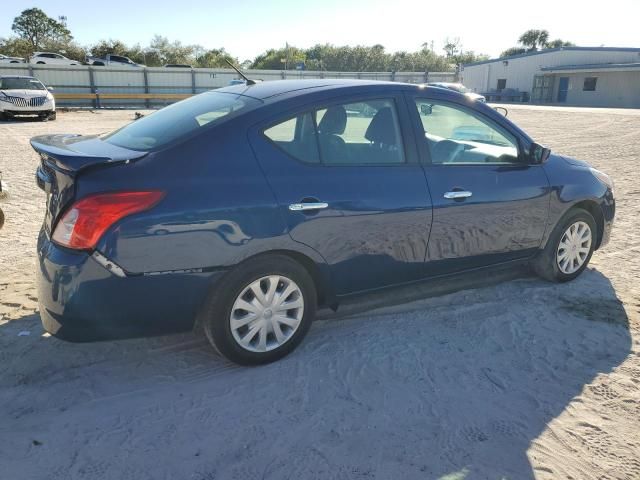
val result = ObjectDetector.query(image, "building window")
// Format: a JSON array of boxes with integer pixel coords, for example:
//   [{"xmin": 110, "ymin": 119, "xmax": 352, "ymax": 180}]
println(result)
[
  {"xmin": 583, "ymin": 77, "xmax": 597, "ymax": 91},
  {"xmin": 497, "ymin": 79, "xmax": 507, "ymax": 91}
]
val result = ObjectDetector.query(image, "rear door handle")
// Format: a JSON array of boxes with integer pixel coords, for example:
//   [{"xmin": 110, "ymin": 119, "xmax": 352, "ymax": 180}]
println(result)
[
  {"xmin": 444, "ymin": 190, "xmax": 473, "ymax": 199},
  {"xmin": 288, "ymin": 202, "xmax": 329, "ymax": 211}
]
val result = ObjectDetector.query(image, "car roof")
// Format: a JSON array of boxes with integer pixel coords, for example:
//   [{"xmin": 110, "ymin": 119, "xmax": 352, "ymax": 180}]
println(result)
[{"xmin": 219, "ymin": 79, "xmax": 441, "ymax": 101}]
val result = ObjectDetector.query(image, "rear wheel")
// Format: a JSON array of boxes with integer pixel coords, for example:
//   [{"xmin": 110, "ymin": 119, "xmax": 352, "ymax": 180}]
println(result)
[
  {"xmin": 532, "ymin": 208, "xmax": 597, "ymax": 282},
  {"xmin": 36, "ymin": 61, "xmax": 45, "ymax": 64},
  {"xmin": 202, "ymin": 255, "xmax": 317, "ymax": 365}
]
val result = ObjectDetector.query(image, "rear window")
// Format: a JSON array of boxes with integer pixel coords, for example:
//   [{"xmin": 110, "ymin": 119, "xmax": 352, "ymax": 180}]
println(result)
[{"xmin": 103, "ymin": 92, "xmax": 259, "ymax": 151}]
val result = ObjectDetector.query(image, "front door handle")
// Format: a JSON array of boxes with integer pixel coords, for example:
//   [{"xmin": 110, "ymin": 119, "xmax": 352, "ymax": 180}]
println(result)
[
  {"xmin": 443, "ymin": 190, "xmax": 472, "ymax": 200},
  {"xmin": 288, "ymin": 202, "xmax": 329, "ymax": 211}
]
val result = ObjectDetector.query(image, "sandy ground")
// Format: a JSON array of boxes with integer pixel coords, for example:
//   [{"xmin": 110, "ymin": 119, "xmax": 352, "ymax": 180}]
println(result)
[{"xmin": 0, "ymin": 107, "xmax": 639, "ymax": 479}]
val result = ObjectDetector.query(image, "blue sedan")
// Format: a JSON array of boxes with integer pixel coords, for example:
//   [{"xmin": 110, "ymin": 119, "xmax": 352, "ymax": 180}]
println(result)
[{"xmin": 33, "ymin": 80, "xmax": 615, "ymax": 365}]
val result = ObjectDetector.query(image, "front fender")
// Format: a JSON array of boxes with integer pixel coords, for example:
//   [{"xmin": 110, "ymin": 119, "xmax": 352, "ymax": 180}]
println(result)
[{"xmin": 540, "ymin": 155, "xmax": 614, "ymax": 249}]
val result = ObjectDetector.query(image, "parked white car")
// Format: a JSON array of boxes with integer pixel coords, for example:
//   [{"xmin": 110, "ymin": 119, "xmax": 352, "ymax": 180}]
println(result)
[
  {"xmin": 0, "ymin": 76, "xmax": 56, "ymax": 121},
  {"xmin": 86, "ymin": 54, "xmax": 143, "ymax": 67},
  {"xmin": 0, "ymin": 54, "xmax": 25, "ymax": 64},
  {"xmin": 30, "ymin": 52, "xmax": 79, "ymax": 66}
]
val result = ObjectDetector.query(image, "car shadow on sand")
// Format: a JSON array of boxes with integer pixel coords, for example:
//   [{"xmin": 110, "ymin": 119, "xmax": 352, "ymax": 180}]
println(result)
[
  {"xmin": 0, "ymin": 268, "xmax": 631, "ymax": 480},
  {"xmin": 0, "ymin": 117, "xmax": 51, "ymax": 124}
]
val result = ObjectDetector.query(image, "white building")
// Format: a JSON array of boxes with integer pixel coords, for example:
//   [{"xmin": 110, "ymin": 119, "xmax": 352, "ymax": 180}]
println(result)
[{"xmin": 460, "ymin": 47, "xmax": 640, "ymax": 108}]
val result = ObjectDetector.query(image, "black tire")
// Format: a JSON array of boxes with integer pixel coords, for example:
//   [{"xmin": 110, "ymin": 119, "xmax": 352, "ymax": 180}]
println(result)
[
  {"xmin": 0, "ymin": 208, "xmax": 4, "ymax": 230},
  {"xmin": 48, "ymin": 111, "xmax": 57, "ymax": 121},
  {"xmin": 202, "ymin": 255, "xmax": 317, "ymax": 365},
  {"xmin": 531, "ymin": 208, "xmax": 597, "ymax": 282},
  {"xmin": 36, "ymin": 61, "xmax": 46, "ymax": 64},
  {"xmin": 0, "ymin": 112, "xmax": 6, "ymax": 121}
]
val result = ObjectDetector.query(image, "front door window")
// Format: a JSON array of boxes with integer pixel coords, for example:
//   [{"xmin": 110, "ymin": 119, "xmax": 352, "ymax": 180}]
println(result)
[{"xmin": 414, "ymin": 100, "xmax": 520, "ymax": 164}]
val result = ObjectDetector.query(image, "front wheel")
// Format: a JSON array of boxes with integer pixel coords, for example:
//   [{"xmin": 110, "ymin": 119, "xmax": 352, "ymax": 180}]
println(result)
[
  {"xmin": 202, "ymin": 255, "xmax": 317, "ymax": 365},
  {"xmin": 532, "ymin": 208, "xmax": 597, "ymax": 282}
]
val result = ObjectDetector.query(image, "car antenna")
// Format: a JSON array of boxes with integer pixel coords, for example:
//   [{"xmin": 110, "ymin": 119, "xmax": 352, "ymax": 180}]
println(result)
[{"xmin": 225, "ymin": 59, "xmax": 256, "ymax": 85}]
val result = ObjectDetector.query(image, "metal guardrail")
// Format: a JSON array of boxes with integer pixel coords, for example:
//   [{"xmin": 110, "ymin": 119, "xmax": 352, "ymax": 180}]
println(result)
[
  {"xmin": 53, "ymin": 92, "xmax": 193, "ymax": 108},
  {"xmin": 54, "ymin": 93, "xmax": 192, "ymax": 100},
  {"xmin": 1, "ymin": 63, "xmax": 456, "ymax": 108}
]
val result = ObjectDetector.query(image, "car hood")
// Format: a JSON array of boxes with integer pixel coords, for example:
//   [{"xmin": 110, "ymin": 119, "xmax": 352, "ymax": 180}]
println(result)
[{"xmin": 1, "ymin": 89, "xmax": 49, "ymax": 98}]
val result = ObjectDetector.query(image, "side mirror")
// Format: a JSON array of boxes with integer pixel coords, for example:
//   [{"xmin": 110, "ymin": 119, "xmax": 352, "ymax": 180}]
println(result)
[
  {"xmin": 530, "ymin": 142, "xmax": 551, "ymax": 164},
  {"xmin": 493, "ymin": 106, "xmax": 508, "ymax": 117},
  {"xmin": 420, "ymin": 104, "xmax": 433, "ymax": 115},
  {"xmin": 47, "ymin": 86, "xmax": 54, "ymax": 92}
]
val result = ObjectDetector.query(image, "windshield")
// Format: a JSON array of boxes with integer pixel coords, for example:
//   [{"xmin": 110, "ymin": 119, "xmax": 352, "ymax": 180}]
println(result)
[
  {"xmin": 0, "ymin": 77, "xmax": 46, "ymax": 90},
  {"xmin": 103, "ymin": 91, "xmax": 260, "ymax": 151}
]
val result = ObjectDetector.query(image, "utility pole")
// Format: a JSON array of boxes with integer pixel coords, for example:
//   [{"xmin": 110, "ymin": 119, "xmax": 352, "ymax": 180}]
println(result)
[{"xmin": 285, "ymin": 42, "xmax": 289, "ymax": 71}]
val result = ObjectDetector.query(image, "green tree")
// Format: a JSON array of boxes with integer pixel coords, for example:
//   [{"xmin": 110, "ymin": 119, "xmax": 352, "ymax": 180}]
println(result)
[
  {"xmin": 251, "ymin": 46, "xmax": 305, "ymax": 70},
  {"xmin": 518, "ymin": 29, "xmax": 549, "ymax": 51},
  {"xmin": 90, "ymin": 39, "xmax": 130, "ymax": 58},
  {"xmin": 501, "ymin": 30, "xmax": 574, "ymax": 58},
  {"xmin": 148, "ymin": 35, "xmax": 196, "ymax": 66},
  {"xmin": 443, "ymin": 38, "xmax": 461, "ymax": 59},
  {"xmin": 89, "ymin": 39, "xmax": 146, "ymax": 64},
  {"xmin": 195, "ymin": 48, "xmax": 237, "ymax": 68},
  {"xmin": 250, "ymin": 43, "xmax": 463, "ymax": 72},
  {"xmin": 500, "ymin": 47, "xmax": 527, "ymax": 58},
  {"xmin": 547, "ymin": 39, "xmax": 575, "ymax": 48},
  {"xmin": 11, "ymin": 8, "xmax": 71, "ymax": 52},
  {"xmin": 454, "ymin": 50, "xmax": 489, "ymax": 65},
  {"xmin": 0, "ymin": 37, "xmax": 33, "ymax": 60}
]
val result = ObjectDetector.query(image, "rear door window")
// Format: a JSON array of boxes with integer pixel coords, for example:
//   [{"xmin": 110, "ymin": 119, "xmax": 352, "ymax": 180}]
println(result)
[
  {"xmin": 263, "ymin": 98, "xmax": 406, "ymax": 166},
  {"xmin": 316, "ymin": 99, "xmax": 404, "ymax": 165}
]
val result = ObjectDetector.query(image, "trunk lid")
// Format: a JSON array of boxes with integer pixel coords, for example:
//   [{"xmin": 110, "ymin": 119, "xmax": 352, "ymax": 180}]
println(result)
[{"xmin": 31, "ymin": 134, "xmax": 148, "ymax": 234}]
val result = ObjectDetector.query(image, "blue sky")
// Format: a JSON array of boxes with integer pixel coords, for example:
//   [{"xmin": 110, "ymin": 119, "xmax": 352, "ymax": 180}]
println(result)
[{"xmin": 3, "ymin": 0, "xmax": 639, "ymax": 60}]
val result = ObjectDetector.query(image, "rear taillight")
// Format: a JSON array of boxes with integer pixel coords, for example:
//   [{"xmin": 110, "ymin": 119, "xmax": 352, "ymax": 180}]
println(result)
[{"xmin": 52, "ymin": 191, "xmax": 165, "ymax": 250}]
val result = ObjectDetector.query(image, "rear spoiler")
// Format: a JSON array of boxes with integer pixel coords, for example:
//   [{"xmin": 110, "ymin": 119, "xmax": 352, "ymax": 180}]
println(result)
[{"xmin": 30, "ymin": 134, "xmax": 147, "ymax": 174}]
